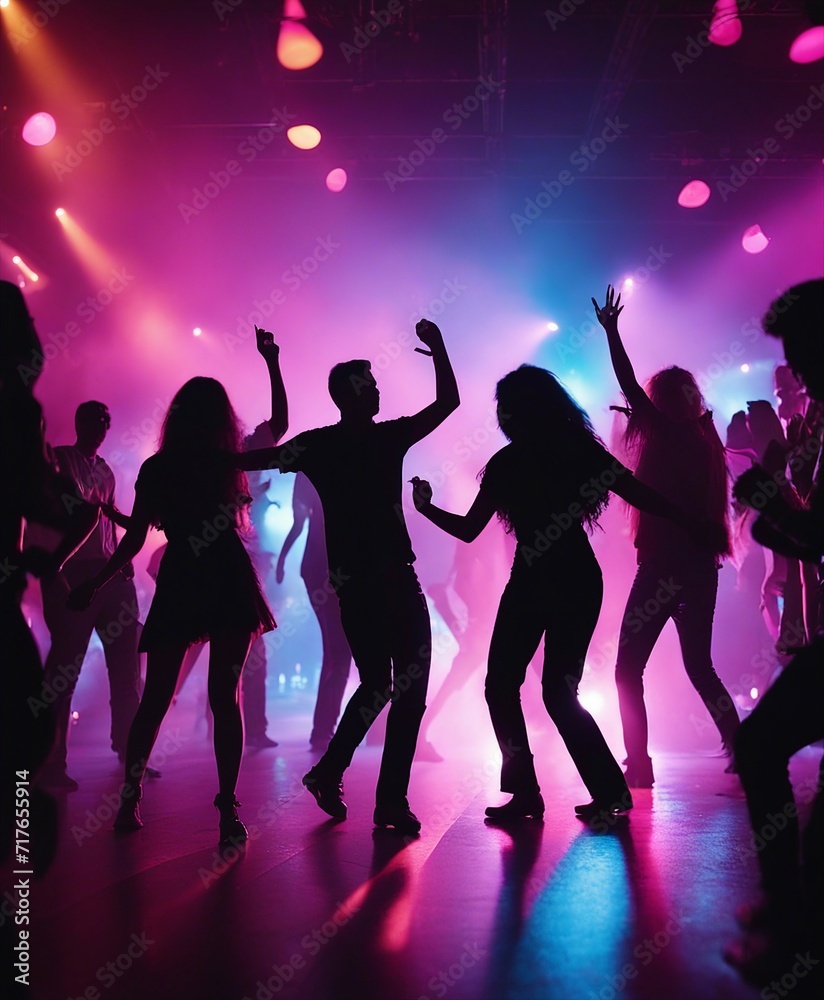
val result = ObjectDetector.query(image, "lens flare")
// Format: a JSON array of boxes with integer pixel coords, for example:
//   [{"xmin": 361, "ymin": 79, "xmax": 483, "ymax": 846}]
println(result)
[
  {"xmin": 325, "ymin": 167, "xmax": 348, "ymax": 192},
  {"xmin": 789, "ymin": 25, "xmax": 824, "ymax": 63},
  {"xmin": 277, "ymin": 21, "xmax": 323, "ymax": 70},
  {"xmin": 677, "ymin": 179, "xmax": 711, "ymax": 208},
  {"xmin": 287, "ymin": 124, "xmax": 321, "ymax": 150},
  {"xmin": 22, "ymin": 112, "xmax": 56, "ymax": 146}
]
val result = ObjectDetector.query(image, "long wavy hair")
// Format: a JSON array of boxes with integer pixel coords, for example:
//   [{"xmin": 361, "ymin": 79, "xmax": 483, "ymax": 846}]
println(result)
[
  {"xmin": 623, "ymin": 366, "xmax": 729, "ymax": 552},
  {"xmin": 487, "ymin": 365, "xmax": 611, "ymax": 532},
  {"xmin": 159, "ymin": 377, "xmax": 250, "ymax": 529}
]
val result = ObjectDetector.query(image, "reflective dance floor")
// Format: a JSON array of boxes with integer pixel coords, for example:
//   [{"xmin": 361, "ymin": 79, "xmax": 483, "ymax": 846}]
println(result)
[{"xmin": 18, "ymin": 703, "xmax": 822, "ymax": 1000}]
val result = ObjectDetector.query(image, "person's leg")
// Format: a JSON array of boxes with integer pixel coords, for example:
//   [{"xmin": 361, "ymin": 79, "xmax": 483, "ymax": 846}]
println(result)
[
  {"xmin": 241, "ymin": 635, "xmax": 271, "ymax": 743},
  {"xmin": 672, "ymin": 567, "xmax": 740, "ymax": 752},
  {"xmin": 734, "ymin": 640, "xmax": 824, "ymax": 925},
  {"xmin": 94, "ymin": 575, "xmax": 141, "ymax": 759},
  {"xmin": 310, "ymin": 580, "xmax": 393, "ymax": 785},
  {"xmin": 760, "ymin": 550, "xmax": 783, "ymax": 644},
  {"xmin": 308, "ymin": 582, "xmax": 351, "ymax": 749},
  {"xmin": 614, "ymin": 562, "xmax": 672, "ymax": 783},
  {"xmin": 376, "ymin": 567, "xmax": 431, "ymax": 808},
  {"xmin": 40, "ymin": 574, "xmax": 96, "ymax": 782},
  {"xmin": 485, "ymin": 574, "xmax": 545, "ymax": 797},
  {"xmin": 543, "ymin": 563, "xmax": 629, "ymax": 808},
  {"xmin": 207, "ymin": 631, "xmax": 253, "ymax": 799}
]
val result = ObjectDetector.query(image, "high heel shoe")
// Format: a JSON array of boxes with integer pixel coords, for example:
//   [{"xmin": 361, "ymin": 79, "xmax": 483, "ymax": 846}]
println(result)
[
  {"xmin": 114, "ymin": 785, "xmax": 143, "ymax": 830},
  {"xmin": 484, "ymin": 791, "xmax": 545, "ymax": 823},
  {"xmin": 214, "ymin": 793, "xmax": 248, "ymax": 845}
]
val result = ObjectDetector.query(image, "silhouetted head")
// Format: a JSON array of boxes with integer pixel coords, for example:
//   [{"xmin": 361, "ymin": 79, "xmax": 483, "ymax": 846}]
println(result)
[
  {"xmin": 746, "ymin": 399, "xmax": 785, "ymax": 464},
  {"xmin": 644, "ymin": 366, "xmax": 703, "ymax": 423},
  {"xmin": 763, "ymin": 279, "xmax": 824, "ymax": 401},
  {"xmin": 160, "ymin": 377, "xmax": 243, "ymax": 454},
  {"xmin": 0, "ymin": 280, "xmax": 42, "ymax": 385},
  {"xmin": 328, "ymin": 360, "xmax": 379, "ymax": 420},
  {"xmin": 494, "ymin": 365, "xmax": 594, "ymax": 446},
  {"xmin": 75, "ymin": 401, "xmax": 110, "ymax": 454}
]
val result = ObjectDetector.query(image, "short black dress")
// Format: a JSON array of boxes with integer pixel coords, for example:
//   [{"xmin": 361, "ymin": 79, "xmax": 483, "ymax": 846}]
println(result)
[{"xmin": 136, "ymin": 451, "xmax": 276, "ymax": 651}]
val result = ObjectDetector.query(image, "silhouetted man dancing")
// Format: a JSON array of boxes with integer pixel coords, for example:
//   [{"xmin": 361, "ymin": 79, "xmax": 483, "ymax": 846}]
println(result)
[{"xmin": 245, "ymin": 320, "xmax": 458, "ymax": 833}]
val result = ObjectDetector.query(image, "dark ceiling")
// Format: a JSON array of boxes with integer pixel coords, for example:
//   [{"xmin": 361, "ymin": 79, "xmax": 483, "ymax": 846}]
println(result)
[{"xmin": 2, "ymin": 0, "xmax": 822, "ymax": 186}]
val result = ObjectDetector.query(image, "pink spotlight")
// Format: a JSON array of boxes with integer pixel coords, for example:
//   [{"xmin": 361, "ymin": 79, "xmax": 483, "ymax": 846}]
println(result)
[
  {"xmin": 742, "ymin": 224, "xmax": 769, "ymax": 254},
  {"xmin": 22, "ymin": 112, "xmax": 56, "ymax": 146},
  {"xmin": 55, "ymin": 207, "xmax": 66, "ymax": 218},
  {"xmin": 677, "ymin": 179, "xmax": 711, "ymax": 208},
  {"xmin": 277, "ymin": 21, "xmax": 323, "ymax": 70},
  {"xmin": 790, "ymin": 25, "xmax": 824, "ymax": 64},
  {"xmin": 287, "ymin": 124, "xmax": 321, "ymax": 150},
  {"xmin": 709, "ymin": 0, "xmax": 742, "ymax": 47},
  {"xmin": 750, "ymin": 687, "xmax": 758, "ymax": 699},
  {"xmin": 325, "ymin": 167, "xmax": 348, "ymax": 192},
  {"xmin": 740, "ymin": 363, "xmax": 750, "ymax": 373},
  {"xmin": 193, "ymin": 327, "xmax": 203, "ymax": 337}
]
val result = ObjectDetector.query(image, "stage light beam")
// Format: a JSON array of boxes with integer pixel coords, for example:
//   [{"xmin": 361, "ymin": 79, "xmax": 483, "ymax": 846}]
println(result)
[
  {"xmin": 277, "ymin": 21, "xmax": 323, "ymax": 70},
  {"xmin": 790, "ymin": 25, "xmax": 824, "ymax": 63},
  {"xmin": 709, "ymin": 0, "xmax": 742, "ymax": 47},
  {"xmin": 12, "ymin": 255, "xmax": 39, "ymax": 282},
  {"xmin": 742, "ymin": 224, "xmax": 769, "ymax": 254}
]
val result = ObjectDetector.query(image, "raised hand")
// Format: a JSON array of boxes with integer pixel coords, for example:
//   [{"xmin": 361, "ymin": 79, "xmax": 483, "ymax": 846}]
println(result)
[
  {"xmin": 255, "ymin": 326, "xmax": 280, "ymax": 362},
  {"xmin": 409, "ymin": 476, "xmax": 433, "ymax": 511},
  {"xmin": 733, "ymin": 465, "xmax": 778, "ymax": 513},
  {"xmin": 591, "ymin": 285, "xmax": 624, "ymax": 333},
  {"xmin": 414, "ymin": 319, "xmax": 442, "ymax": 356},
  {"xmin": 67, "ymin": 579, "xmax": 98, "ymax": 612}
]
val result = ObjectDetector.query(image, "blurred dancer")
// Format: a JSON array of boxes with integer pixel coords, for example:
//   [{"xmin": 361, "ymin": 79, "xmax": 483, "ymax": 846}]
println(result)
[
  {"xmin": 596, "ymin": 286, "xmax": 739, "ymax": 787},
  {"xmin": 276, "ymin": 471, "xmax": 351, "ymax": 752}
]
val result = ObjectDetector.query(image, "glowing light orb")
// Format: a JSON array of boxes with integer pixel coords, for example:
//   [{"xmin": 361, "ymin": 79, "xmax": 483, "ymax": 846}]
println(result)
[
  {"xmin": 22, "ymin": 112, "xmax": 56, "ymax": 146},
  {"xmin": 325, "ymin": 167, "xmax": 348, "ymax": 192},
  {"xmin": 740, "ymin": 363, "xmax": 750, "ymax": 373},
  {"xmin": 0, "ymin": 2, "xmax": 10, "ymax": 10},
  {"xmin": 677, "ymin": 179, "xmax": 711, "ymax": 208},
  {"xmin": 55, "ymin": 207, "xmax": 66, "ymax": 218},
  {"xmin": 709, "ymin": 0, "xmax": 742, "ymax": 47},
  {"xmin": 790, "ymin": 26, "xmax": 824, "ymax": 64},
  {"xmin": 750, "ymin": 687, "xmax": 758, "ymax": 699},
  {"xmin": 547, "ymin": 321, "xmax": 559, "ymax": 332},
  {"xmin": 287, "ymin": 124, "xmax": 321, "ymax": 149},
  {"xmin": 742, "ymin": 224, "xmax": 769, "ymax": 254},
  {"xmin": 277, "ymin": 21, "xmax": 323, "ymax": 70},
  {"xmin": 193, "ymin": 327, "xmax": 202, "ymax": 337},
  {"xmin": 622, "ymin": 277, "xmax": 634, "ymax": 289}
]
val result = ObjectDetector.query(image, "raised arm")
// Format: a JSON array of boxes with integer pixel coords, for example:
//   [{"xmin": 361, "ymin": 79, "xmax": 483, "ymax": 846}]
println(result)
[
  {"xmin": 410, "ymin": 477, "xmax": 496, "ymax": 543},
  {"xmin": 592, "ymin": 285, "xmax": 654, "ymax": 415},
  {"xmin": 100, "ymin": 501, "xmax": 132, "ymax": 530},
  {"xmin": 255, "ymin": 326, "xmax": 288, "ymax": 443},
  {"xmin": 66, "ymin": 491, "xmax": 152, "ymax": 610},
  {"xmin": 405, "ymin": 320, "xmax": 460, "ymax": 444}
]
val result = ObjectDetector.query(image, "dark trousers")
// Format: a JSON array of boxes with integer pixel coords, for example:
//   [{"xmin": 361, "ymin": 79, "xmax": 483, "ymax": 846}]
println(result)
[
  {"xmin": 615, "ymin": 560, "xmax": 739, "ymax": 764},
  {"xmin": 315, "ymin": 564, "xmax": 430, "ymax": 806},
  {"xmin": 305, "ymin": 575, "xmax": 352, "ymax": 746},
  {"xmin": 735, "ymin": 638, "xmax": 824, "ymax": 917},
  {"xmin": 42, "ymin": 560, "xmax": 141, "ymax": 769},
  {"xmin": 486, "ymin": 554, "xmax": 627, "ymax": 803}
]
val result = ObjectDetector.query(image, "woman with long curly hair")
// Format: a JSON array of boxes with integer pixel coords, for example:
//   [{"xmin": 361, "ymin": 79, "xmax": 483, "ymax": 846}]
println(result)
[
  {"xmin": 411, "ymin": 363, "xmax": 707, "ymax": 823},
  {"xmin": 68, "ymin": 331, "xmax": 286, "ymax": 843},
  {"xmin": 594, "ymin": 285, "xmax": 738, "ymax": 788}
]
